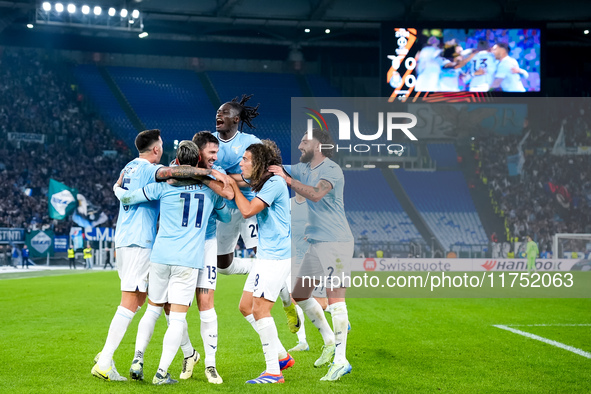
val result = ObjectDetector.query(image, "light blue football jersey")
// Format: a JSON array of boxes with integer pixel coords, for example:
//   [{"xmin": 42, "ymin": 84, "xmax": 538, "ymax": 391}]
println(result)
[
  {"xmin": 291, "ymin": 197, "xmax": 309, "ymax": 263},
  {"xmin": 115, "ymin": 158, "xmax": 162, "ymax": 249},
  {"xmin": 205, "ymin": 164, "xmax": 229, "ymax": 240},
  {"xmin": 116, "ymin": 182, "xmax": 226, "ymax": 268},
  {"xmin": 213, "ymin": 131, "xmax": 261, "ymax": 209},
  {"xmin": 255, "ymin": 176, "xmax": 291, "ymax": 260},
  {"xmin": 285, "ymin": 158, "xmax": 354, "ymax": 243}
]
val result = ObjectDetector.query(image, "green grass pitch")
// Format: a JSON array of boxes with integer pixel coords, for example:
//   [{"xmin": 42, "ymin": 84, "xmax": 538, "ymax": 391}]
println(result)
[{"xmin": 0, "ymin": 270, "xmax": 589, "ymax": 393}]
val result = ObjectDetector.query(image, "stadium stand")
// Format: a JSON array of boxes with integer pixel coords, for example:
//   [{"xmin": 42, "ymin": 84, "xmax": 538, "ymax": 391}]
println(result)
[
  {"xmin": 476, "ymin": 101, "xmax": 591, "ymax": 252},
  {"xmin": 427, "ymin": 143, "xmax": 458, "ymax": 168},
  {"xmin": 306, "ymin": 74, "xmax": 342, "ymax": 97},
  {"xmin": 395, "ymin": 169, "xmax": 488, "ymax": 250},
  {"xmin": 74, "ymin": 65, "xmax": 138, "ymax": 148},
  {"xmin": 344, "ymin": 169, "xmax": 422, "ymax": 244},
  {"xmin": 107, "ymin": 66, "xmax": 216, "ymax": 143},
  {"xmin": 0, "ymin": 49, "xmax": 132, "ymax": 233}
]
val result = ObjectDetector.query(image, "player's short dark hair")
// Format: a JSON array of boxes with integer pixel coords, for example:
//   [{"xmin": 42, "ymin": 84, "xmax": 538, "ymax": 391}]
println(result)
[
  {"xmin": 192, "ymin": 131, "xmax": 219, "ymax": 151},
  {"xmin": 442, "ymin": 45, "xmax": 458, "ymax": 61},
  {"xmin": 477, "ymin": 40, "xmax": 489, "ymax": 50},
  {"xmin": 225, "ymin": 94, "xmax": 260, "ymax": 130},
  {"xmin": 496, "ymin": 42, "xmax": 510, "ymax": 54},
  {"xmin": 176, "ymin": 140, "xmax": 200, "ymax": 167},
  {"xmin": 135, "ymin": 129, "xmax": 161, "ymax": 153},
  {"xmin": 306, "ymin": 128, "xmax": 335, "ymax": 159}
]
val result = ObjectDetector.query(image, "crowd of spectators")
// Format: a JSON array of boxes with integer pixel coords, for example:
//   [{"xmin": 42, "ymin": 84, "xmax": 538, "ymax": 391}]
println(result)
[
  {"xmin": 0, "ymin": 47, "xmax": 132, "ymax": 234},
  {"xmin": 476, "ymin": 99, "xmax": 591, "ymax": 252}
]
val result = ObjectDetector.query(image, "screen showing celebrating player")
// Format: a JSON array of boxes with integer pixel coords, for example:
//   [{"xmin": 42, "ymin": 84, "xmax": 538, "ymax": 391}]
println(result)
[{"xmin": 384, "ymin": 27, "xmax": 541, "ymax": 100}]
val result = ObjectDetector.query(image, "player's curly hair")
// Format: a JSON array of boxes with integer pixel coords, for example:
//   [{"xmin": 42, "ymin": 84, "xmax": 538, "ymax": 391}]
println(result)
[
  {"xmin": 245, "ymin": 139, "xmax": 282, "ymax": 193},
  {"xmin": 226, "ymin": 94, "xmax": 260, "ymax": 130}
]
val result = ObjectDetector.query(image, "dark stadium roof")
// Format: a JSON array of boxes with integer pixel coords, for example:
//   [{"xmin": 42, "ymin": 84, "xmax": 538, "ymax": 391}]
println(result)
[{"xmin": 1, "ymin": 0, "xmax": 591, "ymax": 48}]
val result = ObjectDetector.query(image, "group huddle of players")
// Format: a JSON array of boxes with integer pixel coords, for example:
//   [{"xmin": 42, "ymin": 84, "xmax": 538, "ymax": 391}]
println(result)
[
  {"xmin": 90, "ymin": 94, "xmax": 354, "ymax": 385},
  {"xmin": 409, "ymin": 37, "xmax": 529, "ymax": 92}
]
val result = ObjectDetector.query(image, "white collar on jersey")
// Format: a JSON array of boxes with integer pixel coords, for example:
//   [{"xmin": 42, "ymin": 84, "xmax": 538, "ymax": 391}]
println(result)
[
  {"xmin": 217, "ymin": 131, "xmax": 242, "ymax": 143},
  {"xmin": 310, "ymin": 157, "xmax": 328, "ymax": 170}
]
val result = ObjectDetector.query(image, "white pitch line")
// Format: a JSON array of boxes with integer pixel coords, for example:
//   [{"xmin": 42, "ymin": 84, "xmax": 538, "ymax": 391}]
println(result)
[
  {"xmin": 493, "ymin": 325, "xmax": 591, "ymax": 359},
  {"xmin": 508, "ymin": 324, "xmax": 591, "ymax": 327}
]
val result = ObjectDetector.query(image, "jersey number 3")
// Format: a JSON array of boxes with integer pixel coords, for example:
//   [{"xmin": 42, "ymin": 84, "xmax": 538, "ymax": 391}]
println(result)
[{"xmin": 180, "ymin": 193, "xmax": 204, "ymax": 228}]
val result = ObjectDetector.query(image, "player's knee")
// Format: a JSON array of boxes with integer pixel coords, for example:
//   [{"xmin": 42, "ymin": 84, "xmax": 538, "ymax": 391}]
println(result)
[
  {"xmin": 252, "ymin": 299, "xmax": 273, "ymax": 320},
  {"xmin": 315, "ymin": 297, "xmax": 329, "ymax": 311},
  {"xmin": 217, "ymin": 254, "xmax": 233, "ymax": 270},
  {"xmin": 238, "ymin": 299, "xmax": 252, "ymax": 317}
]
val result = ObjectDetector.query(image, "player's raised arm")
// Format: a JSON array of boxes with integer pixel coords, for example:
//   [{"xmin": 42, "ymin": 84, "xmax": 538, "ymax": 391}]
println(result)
[
  {"xmin": 201, "ymin": 177, "xmax": 234, "ymax": 200},
  {"xmin": 451, "ymin": 49, "xmax": 477, "ymax": 69},
  {"xmin": 113, "ymin": 183, "xmax": 157, "ymax": 205},
  {"xmin": 227, "ymin": 173, "xmax": 250, "ymax": 188},
  {"xmin": 290, "ymin": 178, "xmax": 333, "ymax": 203},
  {"xmin": 511, "ymin": 66, "xmax": 529, "ymax": 78},
  {"xmin": 155, "ymin": 165, "xmax": 212, "ymax": 182},
  {"xmin": 269, "ymin": 164, "xmax": 332, "ymax": 203}
]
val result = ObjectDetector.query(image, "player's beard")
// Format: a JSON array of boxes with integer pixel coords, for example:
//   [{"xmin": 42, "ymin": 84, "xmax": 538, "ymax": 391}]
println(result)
[{"xmin": 300, "ymin": 150, "xmax": 313, "ymax": 163}]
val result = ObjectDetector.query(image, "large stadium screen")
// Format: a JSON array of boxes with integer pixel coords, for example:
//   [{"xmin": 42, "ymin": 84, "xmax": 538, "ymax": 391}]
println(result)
[{"xmin": 382, "ymin": 27, "xmax": 541, "ymax": 100}]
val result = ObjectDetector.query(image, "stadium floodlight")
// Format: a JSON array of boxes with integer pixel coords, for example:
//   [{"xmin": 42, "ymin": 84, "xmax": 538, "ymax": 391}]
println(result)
[
  {"xmin": 132, "ymin": 10, "xmax": 140, "ymax": 18},
  {"xmin": 325, "ymin": 28, "xmax": 330, "ymax": 34},
  {"xmin": 138, "ymin": 32, "xmax": 148, "ymax": 38},
  {"xmin": 27, "ymin": 24, "xmax": 34, "ymax": 28},
  {"xmin": 305, "ymin": 28, "xmax": 310, "ymax": 33},
  {"xmin": 363, "ymin": 164, "xmax": 376, "ymax": 168},
  {"xmin": 585, "ymin": 30, "xmax": 590, "ymax": 35},
  {"xmin": 36, "ymin": 2, "xmax": 142, "ymax": 32}
]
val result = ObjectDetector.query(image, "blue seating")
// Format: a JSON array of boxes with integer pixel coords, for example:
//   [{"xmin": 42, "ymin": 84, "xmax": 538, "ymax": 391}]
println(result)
[
  {"xmin": 307, "ymin": 75, "xmax": 341, "ymax": 97},
  {"xmin": 395, "ymin": 169, "xmax": 487, "ymax": 249},
  {"xmin": 344, "ymin": 170, "xmax": 422, "ymax": 243},
  {"xmin": 107, "ymin": 67, "xmax": 216, "ymax": 144},
  {"xmin": 73, "ymin": 65, "xmax": 138, "ymax": 147},
  {"xmin": 427, "ymin": 143, "xmax": 458, "ymax": 168}
]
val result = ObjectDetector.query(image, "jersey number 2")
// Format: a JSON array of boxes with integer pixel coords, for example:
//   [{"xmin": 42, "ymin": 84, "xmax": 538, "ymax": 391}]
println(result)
[
  {"xmin": 249, "ymin": 224, "xmax": 258, "ymax": 238},
  {"xmin": 180, "ymin": 193, "xmax": 204, "ymax": 228}
]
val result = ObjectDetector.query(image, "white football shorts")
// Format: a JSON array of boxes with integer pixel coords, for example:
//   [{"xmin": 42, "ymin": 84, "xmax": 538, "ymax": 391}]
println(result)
[
  {"xmin": 297, "ymin": 241, "xmax": 354, "ymax": 289},
  {"xmin": 243, "ymin": 258, "xmax": 291, "ymax": 302},
  {"xmin": 148, "ymin": 263, "xmax": 199, "ymax": 306},
  {"xmin": 116, "ymin": 246, "xmax": 151, "ymax": 292},
  {"xmin": 216, "ymin": 208, "xmax": 258, "ymax": 255},
  {"xmin": 196, "ymin": 238, "xmax": 218, "ymax": 291}
]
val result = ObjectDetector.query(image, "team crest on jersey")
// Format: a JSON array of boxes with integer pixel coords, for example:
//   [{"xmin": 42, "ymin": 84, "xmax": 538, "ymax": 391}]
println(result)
[{"xmin": 232, "ymin": 145, "xmax": 242, "ymax": 154}]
